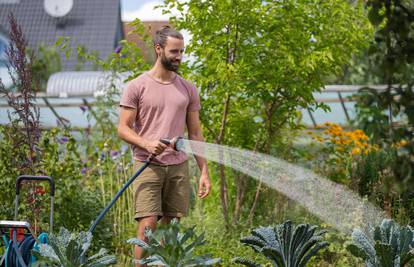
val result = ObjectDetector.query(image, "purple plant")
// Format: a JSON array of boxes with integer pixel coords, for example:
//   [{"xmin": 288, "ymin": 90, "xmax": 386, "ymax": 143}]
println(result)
[
  {"xmin": 81, "ymin": 167, "xmax": 88, "ymax": 175},
  {"xmin": 114, "ymin": 45, "xmax": 122, "ymax": 54},
  {"xmin": 57, "ymin": 136, "xmax": 69, "ymax": 144},
  {"xmin": 79, "ymin": 104, "xmax": 88, "ymax": 112},
  {"xmin": 0, "ymin": 13, "xmax": 41, "ymax": 172},
  {"xmin": 110, "ymin": 150, "xmax": 119, "ymax": 157}
]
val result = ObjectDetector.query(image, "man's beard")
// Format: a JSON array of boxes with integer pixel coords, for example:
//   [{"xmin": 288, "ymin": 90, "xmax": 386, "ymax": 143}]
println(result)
[{"xmin": 160, "ymin": 52, "xmax": 180, "ymax": 72}]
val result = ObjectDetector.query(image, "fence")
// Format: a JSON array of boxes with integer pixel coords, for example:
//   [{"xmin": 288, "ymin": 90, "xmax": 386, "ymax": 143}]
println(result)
[{"xmin": 0, "ymin": 84, "xmax": 391, "ymax": 129}]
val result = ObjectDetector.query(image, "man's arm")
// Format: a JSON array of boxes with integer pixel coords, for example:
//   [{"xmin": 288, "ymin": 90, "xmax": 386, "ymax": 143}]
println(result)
[
  {"xmin": 117, "ymin": 106, "xmax": 166, "ymax": 155},
  {"xmin": 186, "ymin": 110, "xmax": 211, "ymax": 198}
]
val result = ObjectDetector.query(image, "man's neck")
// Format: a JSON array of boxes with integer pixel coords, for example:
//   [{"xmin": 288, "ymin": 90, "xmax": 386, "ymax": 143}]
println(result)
[{"xmin": 148, "ymin": 62, "xmax": 176, "ymax": 83}]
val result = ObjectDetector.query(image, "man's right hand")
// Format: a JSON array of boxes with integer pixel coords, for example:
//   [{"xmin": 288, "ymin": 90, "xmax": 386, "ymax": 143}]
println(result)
[{"xmin": 144, "ymin": 140, "xmax": 168, "ymax": 155}]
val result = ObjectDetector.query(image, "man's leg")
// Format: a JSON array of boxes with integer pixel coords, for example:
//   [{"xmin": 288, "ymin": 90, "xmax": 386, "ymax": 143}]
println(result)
[
  {"xmin": 132, "ymin": 162, "xmax": 165, "ymax": 267},
  {"xmin": 159, "ymin": 216, "xmax": 178, "ymax": 224},
  {"xmin": 135, "ymin": 216, "xmax": 158, "ymax": 267}
]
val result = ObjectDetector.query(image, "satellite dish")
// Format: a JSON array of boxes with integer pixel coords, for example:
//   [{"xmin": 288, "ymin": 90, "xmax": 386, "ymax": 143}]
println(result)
[{"xmin": 44, "ymin": 0, "xmax": 73, "ymax": 18}]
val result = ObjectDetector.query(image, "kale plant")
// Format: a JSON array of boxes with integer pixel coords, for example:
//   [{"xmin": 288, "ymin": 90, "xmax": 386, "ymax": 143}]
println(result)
[
  {"xmin": 234, "ymin": 220, "xmax": 329, "ymax": 267},
  {"xmin": 347, "ymin": 219, "xmax": 414, "ymax": 266},
  {"xmin": 32, "ymin": 227, "xmax": 116, "ymax": 267},
  {"xmin": 127, "ymin": 219, "xmax": 220, "ymax": 266}
]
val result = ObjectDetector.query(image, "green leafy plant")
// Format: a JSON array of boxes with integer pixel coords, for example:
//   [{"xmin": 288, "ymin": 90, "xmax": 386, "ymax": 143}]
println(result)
[
  {"xmin": 234, "ymin": 220, "xmax": 329, "ymax": 267},
  {"xmin": 347, "ymin": 219, "xmax": 414, "ymax": 266},
  {"xmin": 127, "ymin": 219, "xmax": 220, "ymax": 266},
  {"xmin": 33, "ymin": 227, "xmax": 116, "ymax": 267}
]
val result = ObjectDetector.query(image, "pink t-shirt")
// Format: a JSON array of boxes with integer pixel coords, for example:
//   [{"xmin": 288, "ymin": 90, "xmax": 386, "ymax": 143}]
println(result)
[{"xmin": 120, "ymin": 72, "xmax": 201, "ymax": 165}]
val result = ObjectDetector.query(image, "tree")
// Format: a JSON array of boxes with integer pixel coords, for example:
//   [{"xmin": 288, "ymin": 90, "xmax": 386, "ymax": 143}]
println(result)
[
  {"xmin": 350, "ymin": 0, "xmax": 414, "ymax": 223},
  {"xmin": 161, "ymin": 0, "xmax": 371, "ymax": 226}
]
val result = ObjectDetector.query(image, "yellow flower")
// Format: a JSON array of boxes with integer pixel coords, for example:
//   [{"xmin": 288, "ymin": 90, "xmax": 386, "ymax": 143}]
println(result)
[
  {"xmin": 314, "ymin": 136, "xmax": 324, "ymax": 142},
  {"xmin": 351, "ymin": 147, "xmax": 361, "ymax": 155},
  {"xmin": 336, "ymin": 147, "xmax": 345, "ymax": 152},
  {"xmin": 399, "ymin": 140, "xmax": 408, "ymax": 147},
  {"xmin": 343, "ymin": 139, "xmax": 352, "ymax": 145}
]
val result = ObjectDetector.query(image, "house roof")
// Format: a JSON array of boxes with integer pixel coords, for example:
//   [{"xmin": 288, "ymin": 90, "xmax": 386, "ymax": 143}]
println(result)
[{"xmin": 0, "ymin": 0, "xmax": 124, "ymax": 70}]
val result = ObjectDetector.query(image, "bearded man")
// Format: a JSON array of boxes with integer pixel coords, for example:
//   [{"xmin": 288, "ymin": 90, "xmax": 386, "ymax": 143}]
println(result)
[{"xmin": 117, "ymin": 25, "xmax": 211, "ymax": 266}]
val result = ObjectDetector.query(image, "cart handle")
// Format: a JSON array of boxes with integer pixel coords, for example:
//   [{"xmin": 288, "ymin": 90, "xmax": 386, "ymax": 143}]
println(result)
[
  {"xmin": 14, "ymin": 175, "xmax": 55, "ymax": 233},
  {"xmin": 16, "ymin": 175, "xmax": 55, "ymax": 196}
]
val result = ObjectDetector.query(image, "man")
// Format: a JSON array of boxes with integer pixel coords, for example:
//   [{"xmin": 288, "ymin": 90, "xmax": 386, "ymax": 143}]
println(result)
[{"xmin": 117, "ymin": 25, "xmax": 211, "ymax": 266}]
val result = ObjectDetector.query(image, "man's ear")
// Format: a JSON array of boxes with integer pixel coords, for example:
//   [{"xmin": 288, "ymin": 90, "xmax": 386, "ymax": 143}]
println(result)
[{"xmin": 155, "ymin": 44, "xmax": 162, "ymax": 57}]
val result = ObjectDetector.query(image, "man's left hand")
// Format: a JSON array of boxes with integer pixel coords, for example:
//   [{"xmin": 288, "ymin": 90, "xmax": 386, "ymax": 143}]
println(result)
[{"xmin": 198, "ymin": 175, "xmax": 211, "ymax": 198}]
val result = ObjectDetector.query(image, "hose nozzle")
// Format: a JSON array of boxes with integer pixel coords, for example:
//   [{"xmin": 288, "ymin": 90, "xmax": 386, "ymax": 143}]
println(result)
[{"xmin": 160, "ymin": 137, "xmax": 184, "ymax": 151}]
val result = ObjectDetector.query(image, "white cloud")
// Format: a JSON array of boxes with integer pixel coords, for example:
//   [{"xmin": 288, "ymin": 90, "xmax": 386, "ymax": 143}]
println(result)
[{"xmin": 122, "ymin": 1, "xmax": 179, "ymax": 22}]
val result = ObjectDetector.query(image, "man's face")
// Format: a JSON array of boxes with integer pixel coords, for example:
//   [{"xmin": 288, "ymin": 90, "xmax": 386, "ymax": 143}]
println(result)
[{"xmin": 158, "ymin": 37, "xmax": 184, "ymax": 72}]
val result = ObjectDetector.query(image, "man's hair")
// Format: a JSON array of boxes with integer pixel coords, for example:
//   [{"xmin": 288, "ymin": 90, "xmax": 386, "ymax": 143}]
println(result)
[{"xmin": 153, "ymin": 25, "xmax": 183, "ymax": 48}]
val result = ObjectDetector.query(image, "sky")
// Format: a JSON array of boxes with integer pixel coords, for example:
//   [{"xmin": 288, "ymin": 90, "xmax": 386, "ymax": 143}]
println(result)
[
  {"xmin": 121, "ymin": 0, "xmax": 173, "ymax": 22},
  {"xmin": 121, "ymin": 0, "xmax": 191, "ymax": 45}
]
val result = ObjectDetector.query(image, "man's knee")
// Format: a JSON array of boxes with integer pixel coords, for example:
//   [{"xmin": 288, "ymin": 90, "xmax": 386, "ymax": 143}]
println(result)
[{"xmin": 137, "ymin": 216, "xmax": 158, "ymax": 239}]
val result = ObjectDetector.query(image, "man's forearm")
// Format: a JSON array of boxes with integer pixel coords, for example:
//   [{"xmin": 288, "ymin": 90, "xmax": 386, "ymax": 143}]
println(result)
[{"xmin": 117, "ymin": 125, "xmax": 149, "ymax": 150}]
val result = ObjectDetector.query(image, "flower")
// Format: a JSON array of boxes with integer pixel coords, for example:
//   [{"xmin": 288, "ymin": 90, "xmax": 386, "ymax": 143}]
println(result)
[
  {"xmin": 57, "ymin": 136, "xmax": 69, "ymax": 144},
  {"xmin": 35, "ymin": 185, "xmax": 46, "ymax": 195},
  {"xmin": 80, "ymin": 105, "xmax": 88, "ymax": 112},
  {"xmin": 81, "ymin": 167, "xmax": 88, "ymax": 175},
  {"xmin": 114, "ymin": 45, "xmax": 122, "ymax": 54},
  {"xmin": 351, "ymin": 147, "xmax": 361, "ymax": 155},
  {"xmin": 399, "ymin": 140, "xmax": 408, "ymax": 147}
]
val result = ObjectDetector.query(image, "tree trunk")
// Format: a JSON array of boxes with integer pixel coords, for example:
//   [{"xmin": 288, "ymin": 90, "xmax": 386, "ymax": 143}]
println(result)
[
  {"xmin": 216, "ymin": 94, "xmax": 231, "ymax": 226},
  {"xmin": 233, "ymin": 172, "xmax": 246, "ymax": 224},
  {"xmin": 248, "ymin": 181, "xmax": 262, "ymax": 225}
]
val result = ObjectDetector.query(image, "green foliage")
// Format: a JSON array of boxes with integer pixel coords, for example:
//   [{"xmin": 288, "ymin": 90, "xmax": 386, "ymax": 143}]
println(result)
[
  {"xmin": 349, "ymin": 146, "xmax": 396, "ymax": 198},
  {"xmin": 0, "ymin": 126, "xmax": 113, "ymax": 250},
  {"xmin": 127, "ymin": 219, "xmax": 220, "ymax": 266},
  {"xmin": 351, "ymin": 0, "xmax": 414, "ymax": 193},
  {"xmin": 234, "ymin": 220, "xmax": 329, "ymax": 267},
  {"xmin": 162, "ymin": 0, "xmax": 371, "ymax": 148},
  {"xmin": 30, "ymin": 44, "xmax": 61, "ymax": 91},
  {"xmin": 347, "ymin": 219, "xmax": 414, "ymax": 266},
  {"xmin": 352, "ymin": 88, "xmax": 390, "ymax": 143},
  {"xmin": 33, "ymin": 227, "xmax": 116, "ymax": 267}
]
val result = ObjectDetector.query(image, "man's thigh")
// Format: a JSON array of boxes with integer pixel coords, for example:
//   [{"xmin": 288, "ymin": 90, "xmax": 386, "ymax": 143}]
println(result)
[
  {"xmin": 133, "ymin": 162, "xmax": 166, "ymax": 220},
  {"xmin": 162, "ymin": 161, "xmax": 190, "ymax": 218}
]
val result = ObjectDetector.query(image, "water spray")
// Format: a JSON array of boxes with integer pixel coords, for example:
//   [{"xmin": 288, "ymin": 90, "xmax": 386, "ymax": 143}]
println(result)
[{"xmin": 173, "ymin": 138, "xmax": 385, "ymax": 234}]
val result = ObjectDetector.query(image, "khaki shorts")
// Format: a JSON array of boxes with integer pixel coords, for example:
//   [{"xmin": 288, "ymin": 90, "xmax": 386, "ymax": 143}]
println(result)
[{"xmin": 132, "ymin": 160, "xmax": 190, "ymax": 220}]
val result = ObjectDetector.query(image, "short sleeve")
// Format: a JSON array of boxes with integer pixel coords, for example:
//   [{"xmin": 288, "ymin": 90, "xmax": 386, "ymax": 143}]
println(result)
[
  {"xmin": 120, "ymin": 81, "xmax": 139, "ymax": 109},
  {"xmin": 187, "ymin": 83, "xmax": 201, "ymax": 112}
]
